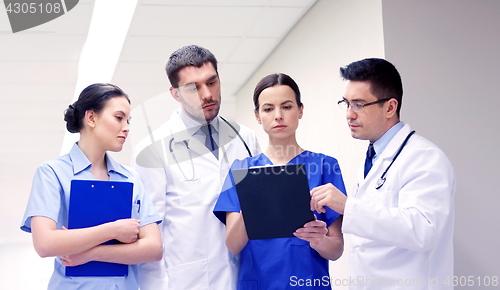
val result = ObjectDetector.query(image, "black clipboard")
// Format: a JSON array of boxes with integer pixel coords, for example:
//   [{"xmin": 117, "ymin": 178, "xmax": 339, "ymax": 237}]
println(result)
[
  {"xmin": 232, "ymin": 164, "xmax": 315, "ymax": 240},
  {"xmin": 66, "ymin": 180, "xmax": 133, "ymax": 277}
]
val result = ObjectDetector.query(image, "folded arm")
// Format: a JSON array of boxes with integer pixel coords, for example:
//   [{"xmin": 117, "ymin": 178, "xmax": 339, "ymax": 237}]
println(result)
[
  {"xmin": 31, "ymin": 216, "xmax": 140, "ymax": 258},
  {"xmin": 60, "ymin": 222, "xmax": 162, "ymax": 266}
]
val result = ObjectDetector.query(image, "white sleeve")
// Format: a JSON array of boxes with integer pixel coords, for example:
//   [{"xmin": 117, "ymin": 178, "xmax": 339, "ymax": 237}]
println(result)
[
  {"xmin": 130, "ymin": 141, "xmax": 168, "ymax": 229},
  {"xmin": 131, "ymin": 140, "xmax": 170, "ymax": 290}
]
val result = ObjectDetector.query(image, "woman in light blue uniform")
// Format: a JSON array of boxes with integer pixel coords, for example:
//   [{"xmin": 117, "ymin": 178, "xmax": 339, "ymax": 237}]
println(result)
[
  {"xmin": 20, "ymin": 83, "xmax": 162, "ymax": 290},
  {"xmin": 214, "ymin": 73, "xmax": 346, "ymax": 289}
]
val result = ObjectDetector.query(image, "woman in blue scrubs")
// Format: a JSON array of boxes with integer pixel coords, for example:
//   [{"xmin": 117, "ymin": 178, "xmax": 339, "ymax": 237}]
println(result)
[
  {"xmin": 21, "ymin": 83, "xmax": 162, "ymax": 290},
  {"xmin": 214, "ymin": 73, "xmax": 346, "ymax": 289}
]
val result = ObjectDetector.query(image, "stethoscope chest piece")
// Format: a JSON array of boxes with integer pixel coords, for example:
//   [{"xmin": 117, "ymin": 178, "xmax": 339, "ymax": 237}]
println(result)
[{"xmin": 375, "ymin": 178, "xmax": 386, "ymax": 190}]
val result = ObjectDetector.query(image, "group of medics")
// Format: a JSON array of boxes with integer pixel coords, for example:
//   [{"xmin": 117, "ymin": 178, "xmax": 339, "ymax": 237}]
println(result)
[{"xmin": 21, "ymin": 45, "xmax": 455, "ymax": 290}]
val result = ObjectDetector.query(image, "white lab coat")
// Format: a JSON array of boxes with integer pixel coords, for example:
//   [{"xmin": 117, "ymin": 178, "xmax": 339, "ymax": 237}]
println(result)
[
  {"xmin": 131, "ymin": 109, "xmax": 261, "ymax": 290},
  {"xmin": 342, "ymin": 124, "xmax": 455, "ymax": 290}
]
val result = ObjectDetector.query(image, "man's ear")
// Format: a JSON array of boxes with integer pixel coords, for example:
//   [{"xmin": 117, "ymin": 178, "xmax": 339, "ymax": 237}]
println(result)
[
  {"xmin": 386, "ymin": 98, "xmax": 398, "ymax": 119},
  {"xmin": 170, "ymin": 86, "xmax": 181, "ymax": 103}
]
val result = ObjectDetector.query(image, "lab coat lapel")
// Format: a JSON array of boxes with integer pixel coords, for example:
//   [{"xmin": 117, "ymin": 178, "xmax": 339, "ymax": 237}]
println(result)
[
  {"xmin": 189, "ymin": 136, "xmax": 213, "ymax": 160},
  {"xmin": 370, "ymin": 124, "xmax": 413, "ymax": 176},
  {"xmin": 169, "ymin": 110, "xmax": 215, "ymax": 163},
  {"xmin": 218, "ymin": 117, "xmax": 239, "ymax": 165},
  {"xmin": 354, "ymin": 124, "xmax": 412, "ymax": 197},
  {"xmin": 169, "ymin": 110, "xmax": 190, "ymax": 142}
]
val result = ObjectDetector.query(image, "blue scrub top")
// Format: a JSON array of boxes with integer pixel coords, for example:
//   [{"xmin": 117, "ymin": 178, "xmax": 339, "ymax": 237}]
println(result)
[
  {"xmin": 214, "ymin": 151, "xmax": 347, "ymax": 290},
  {"xmin": 21, "ymin": 143, "xmax": 161, "ymax": 290}
]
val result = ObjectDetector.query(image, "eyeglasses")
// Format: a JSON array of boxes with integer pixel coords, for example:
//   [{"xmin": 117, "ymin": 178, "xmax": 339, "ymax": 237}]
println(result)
[{"xmin": 338, "ymin": 98, "xmax": 392, "ymax": 112}]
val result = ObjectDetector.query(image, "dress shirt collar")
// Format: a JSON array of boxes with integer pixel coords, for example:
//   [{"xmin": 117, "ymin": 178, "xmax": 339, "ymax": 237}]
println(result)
[
  {"xmin": 372, "ymin": 121, "xmax": 404, "ymax": 161},
  {"xmin": 178, "ymin": 108, "xmax": 219, "ymax": 136},
  {"xmin": 69, "ymin": 142, "xmax": 129, "ymax": 178}
]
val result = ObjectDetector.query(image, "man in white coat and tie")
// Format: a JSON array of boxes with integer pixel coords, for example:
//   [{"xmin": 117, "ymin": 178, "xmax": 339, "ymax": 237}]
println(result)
[
  {"xmin": 132, "ymin": 45, "xmax": 261, "ymax": 289},
  {"xmin": 310, "ymin": 58, "xmax": 455, "ymax": 289}
]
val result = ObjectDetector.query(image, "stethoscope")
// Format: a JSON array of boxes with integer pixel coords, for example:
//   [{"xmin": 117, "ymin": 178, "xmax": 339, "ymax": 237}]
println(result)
[
  {"xmin": 375, "ymin": 130, "xmax": 416, "ymax": 189},
  {"xmin": 168, "ymin": 116, "xmax": 252, "ymax": 181}
]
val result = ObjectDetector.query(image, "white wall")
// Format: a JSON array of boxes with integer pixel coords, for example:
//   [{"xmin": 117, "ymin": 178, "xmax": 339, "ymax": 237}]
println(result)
[
  {"xmin": 235, "ymin": 0, "xmax": 500, "ymax": 288},
  {"xmin": 235, "ymin": 0, "xmax": 385, "ymax": 189},
  {"xmin": 234, "ymin": 0, "xmax": 385, "ymax": 288},
  {"xmin": 382, "ymin": 0, "xmax": 500, "ymax": 284}
]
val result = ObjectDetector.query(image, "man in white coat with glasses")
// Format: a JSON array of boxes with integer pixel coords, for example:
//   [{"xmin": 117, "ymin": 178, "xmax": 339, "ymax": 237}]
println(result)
[
  {"xmin": 132, "ymin": 45, "xmax": 260, "ymax": 290},
  {"xmin": 310, "ymin": 58, "xmax": 455, "ymax": 289}
]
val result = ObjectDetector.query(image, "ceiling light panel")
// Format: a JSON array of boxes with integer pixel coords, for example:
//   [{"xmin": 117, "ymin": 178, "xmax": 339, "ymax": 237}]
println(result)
[
  {"xmin": 0, "ymin": 35, "xmax": 84, "ymax": 61},
  {"xmin": 119, "ymin": 36, "xmax": 240, "ymax": 62},
  {"xmin": 130, "ymin": 6, "xmax": 262, "ymax": 37},
  {"xmin": 227, "ymin": 37, "xmax": 279, "ymax": 63}
]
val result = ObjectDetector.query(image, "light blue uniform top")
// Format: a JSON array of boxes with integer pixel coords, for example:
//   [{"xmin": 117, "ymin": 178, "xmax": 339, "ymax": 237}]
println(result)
[{"xmin": 21, "ymin": 143, "xmax": 161, "ymax": 290}]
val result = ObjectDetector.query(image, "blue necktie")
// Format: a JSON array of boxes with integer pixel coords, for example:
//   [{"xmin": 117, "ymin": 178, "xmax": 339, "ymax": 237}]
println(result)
[
  {"xmin": 201, "ymin": 124, "xmax": 218, "ymax": 159},
  {"xmin": 364, "ymin": 143, "xmax": 375, "ymax": 178}
]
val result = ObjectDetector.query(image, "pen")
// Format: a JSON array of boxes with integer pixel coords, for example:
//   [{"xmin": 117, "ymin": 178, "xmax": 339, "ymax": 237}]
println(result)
[{"xmin": 137, "ymin": 199, "xmax": 141, "ymax": 212}]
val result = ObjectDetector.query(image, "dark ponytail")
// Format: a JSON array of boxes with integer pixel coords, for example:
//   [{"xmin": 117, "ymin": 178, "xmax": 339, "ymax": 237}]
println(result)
[{"xmin": 63, "ymin": 83, "xmax": 129, "ymax": 133}]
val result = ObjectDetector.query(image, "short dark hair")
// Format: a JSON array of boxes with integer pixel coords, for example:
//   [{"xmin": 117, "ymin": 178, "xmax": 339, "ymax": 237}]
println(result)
[
  {"xmin": 340, "ymin": 58, "xmax": 403, "ymax": 117},
  {"xmin": 64, "ymin": 83, "xmax": 129, "ymax": 133},
  {"xmin": 166, "ymin": 45, "xmax": 218, "ymax": 88},
  {"xmin": 253, "ymin": 73, "xmax": 302, "ymax": 112}
]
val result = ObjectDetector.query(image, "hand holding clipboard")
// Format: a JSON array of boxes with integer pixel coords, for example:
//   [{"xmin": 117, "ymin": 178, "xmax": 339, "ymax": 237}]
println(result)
[
  {"xmin": 66, "ymin": 180, "xmax": 134, "ymax": 277},
  {"xmin": 232, "ymin": 164, "xmax": 315, "ymax": 240}
]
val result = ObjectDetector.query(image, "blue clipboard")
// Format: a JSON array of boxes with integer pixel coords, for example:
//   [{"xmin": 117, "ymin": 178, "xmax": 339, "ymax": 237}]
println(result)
[{"xmin": 66, "ymin": 180, "xmax": 133, "ymax": 277}]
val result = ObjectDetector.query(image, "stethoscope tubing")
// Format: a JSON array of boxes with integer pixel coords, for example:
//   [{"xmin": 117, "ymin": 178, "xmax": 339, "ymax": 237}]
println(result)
[
  {"xmin": 168, "ymin": 116, "xmax": 252, "ymax": 181},
  {"xmin": 375, "ymin": 130, "xmax": 416, "ymax": 190}
]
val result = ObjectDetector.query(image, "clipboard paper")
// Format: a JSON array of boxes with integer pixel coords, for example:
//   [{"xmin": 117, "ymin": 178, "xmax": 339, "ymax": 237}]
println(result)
[
  {"xmin": 232, "ymin": 164, "xmax": 315, "ymax": 240},
  {"xmin": 66, "ymin": 180, "xmax": 133, "ymax": 277}
]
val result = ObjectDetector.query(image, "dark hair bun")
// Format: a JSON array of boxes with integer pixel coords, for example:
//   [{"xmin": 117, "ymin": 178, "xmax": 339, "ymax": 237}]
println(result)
[
  {"xmin": 63, "ymin": 83, "xmax": 129, "ymax": 134},
  {"xmin": 64, "ymin": 104, "xmax": 80, "ymax": 133}
]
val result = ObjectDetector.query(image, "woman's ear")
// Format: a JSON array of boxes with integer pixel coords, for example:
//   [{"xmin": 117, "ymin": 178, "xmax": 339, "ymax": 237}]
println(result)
[
  {"xmin": 254, "ymin": 110, "xmax": 262, "ymax": 124},
  {"xmin": 84, "ymin": 110, "xmax": 97, "ymax": 129},
  {"xmin": 298, "ymin": 104, "xmax": 304, "ymax": 119}
]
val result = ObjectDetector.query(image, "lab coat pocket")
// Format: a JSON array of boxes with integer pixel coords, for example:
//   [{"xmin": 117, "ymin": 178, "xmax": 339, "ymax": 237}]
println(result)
[
  {"xmin": 166, "ymin": 259, "xmax": 209, "ymax": 290},
  {"xmin": 176, "ymin": 178, "xmax": 207, "ymax": 206},
  {"xmin": 371, "ymin": 188, "xmax": 398, "ymax": 207}
]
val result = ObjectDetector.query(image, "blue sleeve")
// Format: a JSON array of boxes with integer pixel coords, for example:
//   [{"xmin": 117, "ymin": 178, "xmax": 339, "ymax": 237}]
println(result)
[
  {"xmin": 21, "ymin": 163, "xmax": 63, "ymax": 233},
  {"xmin": 213, "ymin": 159, "xmax": 248, "ymax": 224},
  {"xmin": 322, "ymin": 156, "xmax": 347, "ymax": 196},
  {"xmin": 317, "ymin": 156, "xmax": 347, "ymax": 226}
]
